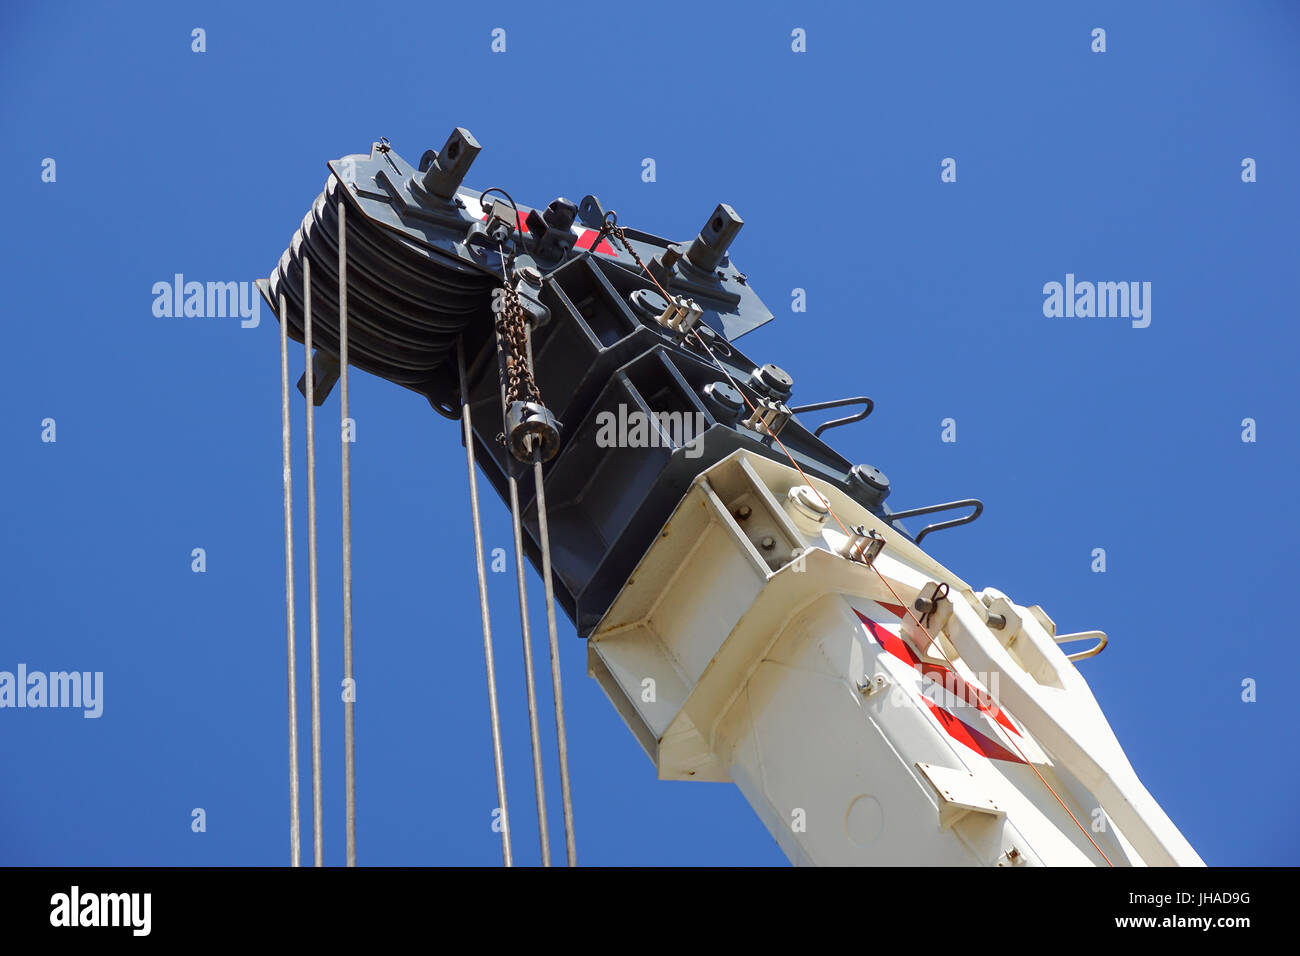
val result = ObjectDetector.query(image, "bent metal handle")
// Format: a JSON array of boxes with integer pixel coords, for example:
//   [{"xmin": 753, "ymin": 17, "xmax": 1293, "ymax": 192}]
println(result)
[
  {"xmin": 787, "ymin": 396, "xmax": 874, "ymax": 437},
  {"xmin": 887, "ymin": 498, "xmax": 983, "ymax": 545},
  {"xmin": 1054, "ymin": 630, "xmax": 1109, "ymax": 662}
]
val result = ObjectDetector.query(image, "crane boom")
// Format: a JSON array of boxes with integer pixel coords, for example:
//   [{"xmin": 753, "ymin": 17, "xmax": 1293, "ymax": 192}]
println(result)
[{"xmin": 259, "ymin": 128, "xmax": 1202, "ymax": 866}]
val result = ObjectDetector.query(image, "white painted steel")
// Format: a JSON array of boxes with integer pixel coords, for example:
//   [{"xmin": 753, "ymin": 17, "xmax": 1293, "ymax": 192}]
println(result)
[{"xmin": 587, "ymin": 451, "xmax": 1202, "ymax": 867}]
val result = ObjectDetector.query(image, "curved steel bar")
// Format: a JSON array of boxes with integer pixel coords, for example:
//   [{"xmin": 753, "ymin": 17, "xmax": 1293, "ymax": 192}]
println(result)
[
  {"xmin": 886, "ymin": 498, "xmax": 983, "ymax": 545},
  {"xmin": 787, "ymin": 396, "xmax": 874, "ymax": 437}
]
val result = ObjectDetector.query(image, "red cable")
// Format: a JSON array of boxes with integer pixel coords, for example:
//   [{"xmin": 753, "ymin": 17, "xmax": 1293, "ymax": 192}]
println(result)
[{"xmin": 629, "ymin": 255, "xmax": 1115, "ymax": 867}]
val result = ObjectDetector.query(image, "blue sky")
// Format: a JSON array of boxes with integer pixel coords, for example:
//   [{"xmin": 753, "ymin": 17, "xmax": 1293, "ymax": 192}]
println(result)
[{"xmin": 1, "ymin": 1, "xmax": 1296, "ymax": 866}]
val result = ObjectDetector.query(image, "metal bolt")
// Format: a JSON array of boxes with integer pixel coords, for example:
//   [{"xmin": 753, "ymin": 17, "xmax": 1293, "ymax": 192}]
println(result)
[
  {"xmin": 760, "ymin": 536, "xmax": 775, "ymax": 550},
  {"xmin": 735, "ymin": 505, "xmax": 752, "ymax": 520}
]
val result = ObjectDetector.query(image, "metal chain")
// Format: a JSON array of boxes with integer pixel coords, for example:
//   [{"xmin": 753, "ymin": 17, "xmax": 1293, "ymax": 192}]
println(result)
[
  {"xmin": 604, "ymin": 222, "xmax": 649, "ymax": 281},
  {"xmin": 606, "ymin": 223, "xmax": 645, "ymax": 272},
  {"xmin": 601, "ymin": 216, "xmax": 676, "ymax": 305},
  {"xmin": 494, "ymin": 282, "xmax": 541, "ymax": 409}
]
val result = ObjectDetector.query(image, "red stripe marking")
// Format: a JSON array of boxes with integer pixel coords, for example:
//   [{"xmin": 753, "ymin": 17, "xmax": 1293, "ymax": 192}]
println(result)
[
  {"xmin": 574, "ymin": 228, "xmax": 618, "ymax": 256},
  {"xmin": 854, "ymin": 608, "xmax": 1022, "ymax": 741},
  {"xmin": 922, "ymin": 700, "xmax": 1026, "ymax": 764},
  {"xmin": 857, "ymin": 611, "xmax": 920, "ymax": 667},
  {"xmin": 480, "ymin": 211, "xmax": 618, "ymax": 257},
  {"xmin": 918, "ymin": 660, "xmax": 1021, "ymax": 737}
]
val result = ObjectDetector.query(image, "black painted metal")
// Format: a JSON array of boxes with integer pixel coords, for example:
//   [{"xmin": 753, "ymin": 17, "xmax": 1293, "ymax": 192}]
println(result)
[{"xmin": 259, "ymin": 132, "xmax": 982, "ymax": 637}]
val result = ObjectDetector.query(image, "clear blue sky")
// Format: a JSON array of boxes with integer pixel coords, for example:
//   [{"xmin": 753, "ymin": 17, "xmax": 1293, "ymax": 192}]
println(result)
[{"xmin": 1, "ymin": 1, "xmax": 1296, "ymax": 866}]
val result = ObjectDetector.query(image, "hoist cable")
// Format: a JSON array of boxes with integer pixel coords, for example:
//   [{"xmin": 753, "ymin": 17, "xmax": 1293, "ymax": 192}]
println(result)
[
  {"xmin": 506, "ymin": 464, "xmax": 551, "ymax": 865},
  {"xmin": 339, "ymin": 201, "xmax": 357, "ymax": 867},
  {"xmin": 278, "ymin": 292, "xmax": 302, "ymax": 868},
  {"xmin": 488, "ymin": 251, "xmax": 552, "ymax": 864},
  {"xmin": 303, "ymin": 257, "xmax": 325, "ymax": 867},
  {"xmin": 457, "ymin": 338, "xmax": 514, "ymax": 867},
  {"xmin": 524, "ymin": 328, "xmax": 578, "ymax": 867}
]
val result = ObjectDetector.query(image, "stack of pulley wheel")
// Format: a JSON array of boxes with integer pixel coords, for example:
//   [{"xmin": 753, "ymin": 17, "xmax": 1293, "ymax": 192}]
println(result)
[{"xmin": 267, "ymin": 175, "xmax": 495, "ymax": 393}]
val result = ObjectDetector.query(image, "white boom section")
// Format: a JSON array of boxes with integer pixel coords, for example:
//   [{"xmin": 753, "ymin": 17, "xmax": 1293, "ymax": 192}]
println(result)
[{"xmin": 587, "ymin": 451, "xmax": 1202, "ymax": 866}]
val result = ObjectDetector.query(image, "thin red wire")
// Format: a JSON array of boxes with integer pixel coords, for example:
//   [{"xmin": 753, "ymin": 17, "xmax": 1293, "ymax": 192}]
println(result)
[
  {"xmin": 627, "ymin": 253, "xmax": 1116, "ymax": 866},
  {"xmin": 866, "ymin": 567, "xmax": 1113, "ymax": 866}
]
